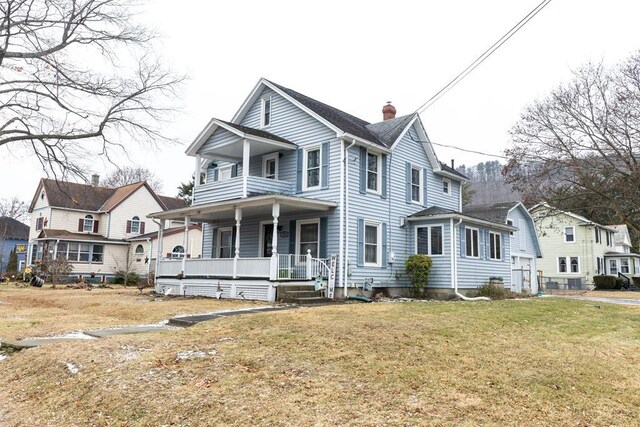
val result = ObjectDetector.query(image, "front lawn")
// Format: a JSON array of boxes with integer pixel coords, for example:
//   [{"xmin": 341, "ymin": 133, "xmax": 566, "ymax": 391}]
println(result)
[{"xmin": 1, "ymin": 292, "xmax": 639, "ymax": 425}]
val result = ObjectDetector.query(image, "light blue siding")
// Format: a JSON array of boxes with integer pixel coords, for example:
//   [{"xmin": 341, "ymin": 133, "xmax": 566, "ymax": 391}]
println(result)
[
  {"xmin": 408, "ymin": 221, "xmax": 452, "ymax": 289},
  {"xmin": 456, "ymin": 223, "xmax": 512, "ymax": 289}
]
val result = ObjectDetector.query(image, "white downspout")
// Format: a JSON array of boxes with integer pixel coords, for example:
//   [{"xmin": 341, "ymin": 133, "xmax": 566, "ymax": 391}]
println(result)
[
  {"xmin": 452, "ymin": 218, "xmax": 490, "ymax": 301},
  {"xmin": 338, "ymin": 139, "xmax": 345, "ymax": 294},
  {"xmin": 343, "ymin": 139, "xmax": 357, "ymax": 297}
]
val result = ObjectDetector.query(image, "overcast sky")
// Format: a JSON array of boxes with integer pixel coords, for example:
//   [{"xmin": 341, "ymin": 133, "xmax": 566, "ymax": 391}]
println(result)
[{"xmin": 2, "ymin": 0, "xmax": 640, "ymax": 202}]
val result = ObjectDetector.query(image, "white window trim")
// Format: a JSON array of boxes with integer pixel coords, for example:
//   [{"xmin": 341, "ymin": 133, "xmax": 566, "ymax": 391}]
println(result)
[
  {"xmin": 489, "ymin": 231, "xmax": 502, "ymax": 261},
  {"xmin": 83, "ymin": 215, "xmax": 94, "ymax": 233},
  {"xmin": 302, "ymin": 146, "xmax": 322, "ymax": 191},
  {"xmin": 465, "ymin": 226, "xmax": 480, "ymax": 258},
  {"xmin": 410, "ymin": 165, "xmax": 423, "ymax": 204},
  {"xmin": 130, "ymin": 216, "xmax": 141, "ymax": 234},
  {"xmin": 363, "ymin": 220, "xmax": 382, "ymax": 267},
  {"xmin": 366, "ymin": 150, "xmax": 382, "ymax": 195},
  {"xmin": 563, "ymin": 226, "xmax": 576, "ymax": 243},
  {"xmin": 415, "ymin": 224, "xmax": 445, "ymax": 257},
  {"xmin": 506, "ymin": 219, "xmax": 514, "ymax": 236},
  {"xmin": 260, "ymin": 96, "xmax": 271, "ymax": 128},
  {"xmin": 217, "ymin": 227, "xmax": 234, "ymax": 259},
  {"xmin": 620, "ymin": 259, "xmax": 630, "ymax": 274},
  {"xmin": 442, "ymin": 178, "xmax": 451, "ymax": 195},
  {"xmin": 262, "ymin": 153, "xmax": 279, "ymax": 180},
  {"xmin": 171, "ymin": 245, "xmax": 185, "ymax": 259},
  {"xmin": 608, "ymin": 258, "xmax": 618, "ymax": 275},
  {"xmin": 296, "ymin": 218, "xmax": 320, "ymax": 256},
  {"xmin": 557, "ymin": 256, "xmax": 580, "ymax": 274},
  {"xmin": 216, "ymin": 165, "xmax": 233, "ymax": 182}
]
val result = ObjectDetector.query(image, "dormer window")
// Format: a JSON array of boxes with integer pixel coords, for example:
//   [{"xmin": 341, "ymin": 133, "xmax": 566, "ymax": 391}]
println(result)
[
  {"xmin": 261, "ymin": 96, "xmax": 271, "ymax": 128},
  {"xmin": 83, "ymin": 215, "xmax": 94, "ymax": 232},
  {"xmin": 127, "ymin": 216, "xmax": 145, "ymax": 235}
]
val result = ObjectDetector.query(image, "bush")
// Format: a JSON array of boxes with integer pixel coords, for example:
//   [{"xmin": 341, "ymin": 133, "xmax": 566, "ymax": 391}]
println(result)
[
  {"xmin": 633, "ymin": 276, "xmax": 640, "ymax": 288},
  {"xmin": 477, "ymin": 283, "xmax": 511, "ymax": 299},
  {"xmin": 405, "ymin": 254, "xmax": 433, "ymax": 296},
  {"xmin": 112, "ymin": 270, "xmax": 139, "ymax": 286},
  {"xmin": 593, "ymin": 275, "xmax": 623, "ymax": 290}
]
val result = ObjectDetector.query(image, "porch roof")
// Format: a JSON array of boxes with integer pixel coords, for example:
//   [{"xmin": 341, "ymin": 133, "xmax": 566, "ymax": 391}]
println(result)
[
  {"xmin": 148, "ymin": 194, "xmax": 337, "ymax": 222},
  {"xmin": 34, "ymin": 229, "xmax": 129, "ymax": 245},
  {"xmin": 409, "ymin": 206, "xmax": 517, "ymax": 232}
]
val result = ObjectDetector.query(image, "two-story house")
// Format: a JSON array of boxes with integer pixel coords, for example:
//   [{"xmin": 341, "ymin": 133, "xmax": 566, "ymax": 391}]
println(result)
[
  {"xmin": 150, "ymin": 79, "xmax": 516, "ymax": 301},
  {"xmin": 463, "ymin": 202, "xmax": 542, "ymax": 293},
  {"xmin": 27, "ymin": 177, "xmax": 199, "ymax": 282},
  {"xmin": 531, "ymin": 203, "xmax": 616, "ymax": 287},
  {"xmin": 603, "ymin": 224, "xmax": 640, "ymax": 276}
]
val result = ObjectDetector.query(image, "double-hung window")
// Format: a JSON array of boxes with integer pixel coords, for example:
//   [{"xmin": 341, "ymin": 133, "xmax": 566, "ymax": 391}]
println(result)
[
  {"xmin": 416, "ymin": 225, "xmax": 443, "ymax": 256},
  {"xmin": 304, "ymin": 147, "xmax": 321, "ymax": 189},
  {"xmin": 595, "ymin": 227, "xmax": 601, "ymax": 244},
  {"xmin": 298, "ymin": 220, "xmax": 320, "ymax": 258},
  {"xmin": 367, "ymin": 151, "xmax": 381, "ymax": 193},
  {"xmin": 83, "ymin": 215, "xmax": 94, "ymax": 232},
  {"xmin": 564, "ymin": 226, "xmax": 575, "ymax": 243},
  {"xmin": 217, "ymin": 165, "xmax": 233, "ymax": 182},
  {"xmin": 606, "ymin": 231, "xmax": 612, "ymax": 246},
  {"xmin": 218, "ymin": 228, "xmax": 234, "ymax": 258},
  {"xmin": 621, "ymin": 259, "xmax": 630, "ymax": 274},
  {"xmin": 489, "ymin": 232, "xmax": 501, "ymax": 260},
  {"xmin": 35, "ymin": 217, "xmax": 44, "ymax": 231},
  {"xmin": 92, "ymin": 245, "xmax": 104, "ymax": 263},
  {"xmin": 411, "ymin": 166, "xmax": 422, "ymax": 203},
  {"xmin": 465, "ymin": 227, "xmax": 479, "ymax": 258},
  {"xmin": 263, "ymin": 153, "xmax": 278, "ymax": 180},
  {"xmin": 443, "ymin": 178, "xmax": 451, "ymax": 195},
  {"xmin": 364, "ymin": 221, "xmax": 381, "ymax": 266},
  {"xmin": 558, "ymin": 256, "xmax": 579, "ymax": 273},
  {"xmin": 130, "ymin": 216, "xmax": 141, "ymax": 234},
  {"xmin": 261, "ymin": 96, "xmax": 271, "ymax": 127}
]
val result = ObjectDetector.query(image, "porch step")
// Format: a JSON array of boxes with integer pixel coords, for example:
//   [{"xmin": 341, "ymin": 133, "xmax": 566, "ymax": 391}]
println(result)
[
  {"xmin": 289, "ymin": 297, "xmax": 334, "ymax": 305},
  {"xmin": 277, "ymin": 284, "xmax": 331, "ymax": 304}
]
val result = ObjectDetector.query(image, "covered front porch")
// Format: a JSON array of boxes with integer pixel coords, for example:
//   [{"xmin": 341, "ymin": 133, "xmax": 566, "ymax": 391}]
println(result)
[{"xmin": 149, "ymin": 195, "xmax": 337, "ymax": 301}]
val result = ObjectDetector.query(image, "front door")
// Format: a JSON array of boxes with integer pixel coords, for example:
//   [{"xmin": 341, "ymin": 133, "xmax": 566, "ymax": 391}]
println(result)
[{"xmin": 262, "ymin": 224, "xmax": 274, "ymax": 257}]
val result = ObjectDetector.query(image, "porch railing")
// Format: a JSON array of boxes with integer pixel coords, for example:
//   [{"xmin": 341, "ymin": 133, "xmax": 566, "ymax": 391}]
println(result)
[
  {"xmin": 193, "ymin": 176, "xmax": 293, "ymax": 204},
  {"xmin": 276, "ymin": 253, "xmax": 330, "ymax": 280}
]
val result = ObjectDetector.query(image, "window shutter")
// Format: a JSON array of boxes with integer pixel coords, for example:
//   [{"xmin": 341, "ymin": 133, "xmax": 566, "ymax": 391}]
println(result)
[
  {"xmin": 126, "ymin": 220, "xmax": 132, "ymax": 233},
  {"xmin": 319, "ymin": 217, "xmax": 328, "ymax": 258},
  {"xmin": 213, "ymin": 169, "xmax": 219, "ymax": 182},
  {"xmin": 357, "ymin": 218, "xmax": 364, "ymax": 267},
  {"xmin": 405, "ymin": 162, "xmax": 411, "ymax": 203},
  {"xmin": 211, "ymin": 227, "xmax": 217, "ymax": 258},
  {"xmin": 78, "ymin": 219, "xmax": 84, "ymax": 232},
  {"xmin": 231, "ymin": 164, "xmax": 238, "ymax": 178},
  {"xmin": 140, "ymin": 221, "xmax": 145, "ymax": 235},
  {"xmin": 321, "ymin": 142, "xmax": 329, "ymax": 189},
  {"xmin": 423, "ymin": 168, "xmax": 429, "ymax": 207},
  {"xmin": 460, "ymin": 225, "xmax": 466, "ymax": 257},
  {"xmin": 381, "ymin": 154, "xmax": 387, "ymax": 199},
  {"xmin": 289, "ymin": 220, "xmax": 297, "ymax": 254},
  {"xmin": 502, "ymin": 232, "xmax": 507, "ymax": 262},
  {"xmin": 93, "ymin": 220, "xmax": 99, "ymax": 233},
  {"xmin": 296, "ymin": 149, "xmax": 303, "ymax": 193},
  {"xmin": 359, "ymin": 147, "xmax": 367, "ymax": 194},
  {"xmin": 382, "ymin": 222, "xmax": 388, "ymax": 269}
]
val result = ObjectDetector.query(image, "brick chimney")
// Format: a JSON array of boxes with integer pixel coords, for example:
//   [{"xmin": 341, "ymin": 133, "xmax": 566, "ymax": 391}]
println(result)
[
  {"xmin": 91, "ymin": 174, "xmax": 100, "ymax": 186},
  {"xmin": 382, "ymin": 102, "xmax": 396, "ymax": 121}
]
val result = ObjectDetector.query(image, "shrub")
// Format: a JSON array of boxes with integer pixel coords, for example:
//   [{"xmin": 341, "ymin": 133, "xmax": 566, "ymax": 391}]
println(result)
[
  {"xmin": 593, "ymin": 275, "xmax": 623, "ymax": 290},
  {"xmin": 405, "ymin": 254, "xmax": 433, "ymax": 296},
  {"xmin": 113, "ymin": 270, "xmax": 139, "ymax": 286},
  {"xmin": 633, "ymin": 276, "xmax": 640, "ymax": 288},
  {"xmin": 477, "ymin": 283, "xmax": 511, "ymax": 299}
]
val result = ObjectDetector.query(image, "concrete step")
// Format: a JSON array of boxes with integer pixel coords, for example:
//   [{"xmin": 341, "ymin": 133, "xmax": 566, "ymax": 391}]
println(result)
[
  {"xmin": 281, "ymin": 290, "xmax": 322, "ymax": 299},
  {"xmin": 287, "ymin": 297, "xmax": 334, "ymax": 305}
]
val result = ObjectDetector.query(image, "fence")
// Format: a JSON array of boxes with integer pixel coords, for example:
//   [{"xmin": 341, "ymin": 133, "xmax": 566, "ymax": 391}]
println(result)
[{"xmin": 539, "ymin": 276, "xmax": 592, "ymax": 295}]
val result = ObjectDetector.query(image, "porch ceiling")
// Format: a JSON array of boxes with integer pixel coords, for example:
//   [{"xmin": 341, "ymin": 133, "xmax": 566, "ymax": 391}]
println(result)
[{"xmin": 148, "ymin": 195, "xmax": 337, "ymax": 222}]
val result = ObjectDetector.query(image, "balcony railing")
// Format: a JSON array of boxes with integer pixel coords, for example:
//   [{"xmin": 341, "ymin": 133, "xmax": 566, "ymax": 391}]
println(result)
[{"xmin": 193, "ymin": 176, "xmax": 293, "ymax": 204}]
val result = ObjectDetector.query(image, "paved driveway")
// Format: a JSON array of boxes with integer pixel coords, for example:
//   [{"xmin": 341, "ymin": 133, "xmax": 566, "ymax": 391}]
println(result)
[{"xmin": 543, "ymin": 295, "xmax": 640, "ymax": 306}]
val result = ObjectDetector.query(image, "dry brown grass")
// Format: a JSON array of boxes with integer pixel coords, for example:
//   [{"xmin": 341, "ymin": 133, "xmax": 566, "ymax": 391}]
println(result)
[
  {"xmin": 0, "ymin": 284, "xmax": 266, "ymax": 340},
  {"xmin": 584, "ymin": 290, "xmax": 640, "ymax": 300},
  {"xmin": 1, "ymin": 291, "xmax": 640, "ymax": 426}
]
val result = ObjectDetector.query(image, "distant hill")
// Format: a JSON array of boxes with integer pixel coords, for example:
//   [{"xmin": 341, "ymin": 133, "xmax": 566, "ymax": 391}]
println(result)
[{"xmin": 456, "ymin": 161, "xmax": 521, "ymax": 207}]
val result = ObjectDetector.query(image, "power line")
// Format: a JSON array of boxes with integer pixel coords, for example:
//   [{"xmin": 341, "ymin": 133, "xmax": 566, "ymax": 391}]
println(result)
[
  {"xmin": 430, "ymin": 140, "xmax": 508, "ymax": 160},
  {"xmin": 416, "ymin": 0, "xmax": 553, "ymax": 114}
]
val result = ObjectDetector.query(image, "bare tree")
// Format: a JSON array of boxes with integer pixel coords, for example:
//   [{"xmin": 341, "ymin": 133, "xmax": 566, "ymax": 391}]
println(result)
[
  {"xmin": 102, "ymin": 166, "xmax": 162, "ymax": 192},
  {"xmin": 0, "ymin": 0, "xmax": 182, "ymax": 179},
  {"xmin": 504, "ymin": 51, "xmax": 640, "ymax": 244},
  {"xmin": 0, "ymin": 197, "xmax": 28, "ymax": 222}
]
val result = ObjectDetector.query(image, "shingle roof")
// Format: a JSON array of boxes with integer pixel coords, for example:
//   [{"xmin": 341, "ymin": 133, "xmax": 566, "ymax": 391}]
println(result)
[
  {"xmin": 0, "ymin": 217, "xmax": 29, "ymax": 240},
  {"xmin": 35, "ymin": 229, "xmax": 126, "ymax": 243},
  {"xmin": 409, "ymin": 206, "xmax": 460, "ymax": 217},
  {"xmin": 440, "ymin": 162, "xmax": 469, "ymax": 180},
  {"xmin": 365, "ymin": 114, "xmax": 416, "ymax": 147},
  {"xmin": 267, "ymin": 80, "xmax": 387, "ymax": 147},
  {"xmin": 29, "ymin": 178, "xmax": 182, "ymax": 213},
  {"xmin": 218, "ymin": 119, "xmax": 295, "ymax": 145},
  {"xmin": 462, "ymin": 202, "xmax": 520, "ymax": 224},
  {"xmin": 159, "ymin": 196, "xmax": 188, "ymax": 211},
  {"xmin": 128, "ymin": 224, "xmax": 201, "ymax": 241}
]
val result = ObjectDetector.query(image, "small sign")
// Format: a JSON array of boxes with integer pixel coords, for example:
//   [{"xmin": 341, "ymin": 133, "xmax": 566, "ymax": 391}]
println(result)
[
  {"xmin": 327, "ymin": 255, "xmax": 337, "ymax": 299},
  {"xmin": 15, "ymin": 244, "xmax": 26, "ymax": 253},
  {"xmin": 279, "ymin": 231, "xmax": 289, "ymax": 238}
]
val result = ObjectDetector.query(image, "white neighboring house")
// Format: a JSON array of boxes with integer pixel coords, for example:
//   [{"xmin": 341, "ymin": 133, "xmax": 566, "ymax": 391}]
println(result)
[
  {"xmin": 604, "ymin": 224, "xmax": 640, "ymax": 277},
  {"xmin": 27, "ymin": 177, "xmax": 198, "ymax": 282}
]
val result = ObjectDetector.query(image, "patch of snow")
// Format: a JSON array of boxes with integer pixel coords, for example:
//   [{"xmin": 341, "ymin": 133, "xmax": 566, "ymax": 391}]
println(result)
[
  {"xmin": 24, "ymin": 332, "xmax": 97, "ymax": 340},
  {"xmin": 66, "ymin": 363, "xmax": 79, "ymax": 374},
  {"xmin": 0, "ymin": 354, "xmax": 7, "ymax": 361},
  {"xmin": 172, "ymin": 305, "xmax": 284, "ymax": 319},
  {"xmin": 175, "ymin": 349, "xmax": 217, "ymax": 361}
]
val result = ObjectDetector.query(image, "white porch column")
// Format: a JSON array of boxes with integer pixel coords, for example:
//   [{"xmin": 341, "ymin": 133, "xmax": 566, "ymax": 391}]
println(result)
[
  {"xmin": 155, "ymin": 219, "xmax": 165, "ymax": 278},
  {"xmin": 233, "ymin": 208, "xmax": 242, "ymax": 278},
  {"xmin": 181, "ymin": 216, "xmax": 191, "ymax": 275},
  {"xmin": 242, "ymin": 139, "xmax": 250, "ymax": 198},
  {"xmin": 270, "ymin": 203, "xmax": 280, "ymax": 280},
  {"xmin": 193, "ymin": 156, "xmax": 202, "ymax": 205}
]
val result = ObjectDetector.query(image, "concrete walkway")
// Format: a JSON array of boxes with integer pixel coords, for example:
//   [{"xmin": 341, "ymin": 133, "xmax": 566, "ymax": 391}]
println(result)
[
  {"xmin": 543, "ymin": 294, "xmax": 640, "ymax": 306},
  {"xmin": 0, "ymin": 305, "xmax": 299, "ymax": 351}
]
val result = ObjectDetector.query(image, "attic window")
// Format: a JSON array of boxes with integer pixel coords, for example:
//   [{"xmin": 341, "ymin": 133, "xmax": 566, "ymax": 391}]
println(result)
[
  {"xmin": 261, "ymin": 96, "xmax": 271, "ymax": 128},
  {"xmin": 443, "ymin": 178, "xmax": 451, "ymax": 195},
  {"xmin": 40, "ymin": 191, "xmax": 44, "ymax": 200}
]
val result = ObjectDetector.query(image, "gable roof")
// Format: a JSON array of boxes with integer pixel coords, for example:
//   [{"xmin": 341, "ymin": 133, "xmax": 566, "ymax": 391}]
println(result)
[
  {"xmin": 463, "ymin": 201, "xmax": 521, "ymax": 224},
  {"xmin": 610, "ymin": 224, "xmax": 633, "ymax": 247},
  {"xmin": 0, "ymin": 217, "xmax": 29, "ymax": 240},
  {"xmin": 28, "ymin": 178, "xmax": 184, "ymax": 214},
  {"xmin": 408, "ymin": 206, "xmax": 517, "ymax": 232},
  {"xmin": 530, "ymin": 203, "xmax": 617, "ymax": 231}
]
